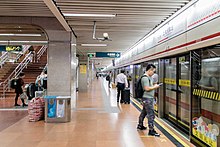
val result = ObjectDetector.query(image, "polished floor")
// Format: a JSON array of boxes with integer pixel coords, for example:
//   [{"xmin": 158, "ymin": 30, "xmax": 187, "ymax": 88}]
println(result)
[{"xmin": 0, "ymin": 78, "xmax": 194, "ymax": 147}]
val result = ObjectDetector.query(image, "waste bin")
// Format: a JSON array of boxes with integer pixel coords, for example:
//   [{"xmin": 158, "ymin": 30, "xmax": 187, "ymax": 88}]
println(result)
[{"xmin": 44, "ymin": 96, "xmax": 71, "ymax": 123}]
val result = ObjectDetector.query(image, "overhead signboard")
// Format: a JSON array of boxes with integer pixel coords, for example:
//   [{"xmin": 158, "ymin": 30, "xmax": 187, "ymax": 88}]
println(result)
[
  {"xmin": 96, "ymin": 52, "xmax": 121, "ymax": 58},
  {"xmin": 6, "ymin": 46, "xmax": 22, "ymax": 52},
  {"xmin": 0, "ymin": 45, "xmax": 23, "ymax": 52}
]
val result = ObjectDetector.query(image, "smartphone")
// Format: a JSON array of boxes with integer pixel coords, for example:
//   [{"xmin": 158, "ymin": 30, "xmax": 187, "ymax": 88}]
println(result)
[{"xmin": 158, "ymin": 83, "xmax": 163, "ymax": 86}]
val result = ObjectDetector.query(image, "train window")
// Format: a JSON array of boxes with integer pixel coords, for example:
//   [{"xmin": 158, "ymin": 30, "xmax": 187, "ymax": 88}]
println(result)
[{"xmin": 191, "ymin": 47, "xmax": 220, "ymax": 147}]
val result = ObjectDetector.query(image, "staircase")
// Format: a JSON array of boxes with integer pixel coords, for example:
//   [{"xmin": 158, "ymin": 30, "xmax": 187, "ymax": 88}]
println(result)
[{"xmin": 0, "ymin": 46, "xmax": 47, "ymax": 99}]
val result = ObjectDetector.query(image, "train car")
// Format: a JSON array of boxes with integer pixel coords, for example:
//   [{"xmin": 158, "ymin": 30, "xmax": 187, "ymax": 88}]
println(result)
[{"xmin": 107, "ymin": 0, "xmax": 220, "ymax": 146}]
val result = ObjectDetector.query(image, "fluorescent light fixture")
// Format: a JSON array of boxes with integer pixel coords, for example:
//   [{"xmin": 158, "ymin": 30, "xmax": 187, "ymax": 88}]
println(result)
[
  {"xmin": 0, "ymin": 41, "xmax": 48, "ymax": 44},
  {"xmin": 81, "ymin": 44, "xmax": 107, "ymax": 47},
  {"xmin": 90, "ymin": 58, "xmax": 103, "ymax": 60},
  {"xmin": 64, "ymin": 13, "xmax": 116, "ymax": 17},
  {"xmin": 0, "ymin": 33, "xmax": 41, "ymax": 37}
]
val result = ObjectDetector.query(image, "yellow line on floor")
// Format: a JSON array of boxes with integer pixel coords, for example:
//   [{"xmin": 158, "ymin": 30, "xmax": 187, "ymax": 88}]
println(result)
[{"xmin": 131, "ymin": 98, "xmax": 190, "ymax": 147}]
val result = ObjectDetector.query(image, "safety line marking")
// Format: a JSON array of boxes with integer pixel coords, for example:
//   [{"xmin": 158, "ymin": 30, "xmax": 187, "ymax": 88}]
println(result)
[{"xmin": 131, "ymin": 98, "xmax": 190, "ymax": 147}]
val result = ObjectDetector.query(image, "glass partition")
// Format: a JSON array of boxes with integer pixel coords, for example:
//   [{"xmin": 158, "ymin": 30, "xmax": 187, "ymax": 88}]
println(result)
[{"xmin": 191, "ymin": 47, "xmax": 220, "ymax": 147}]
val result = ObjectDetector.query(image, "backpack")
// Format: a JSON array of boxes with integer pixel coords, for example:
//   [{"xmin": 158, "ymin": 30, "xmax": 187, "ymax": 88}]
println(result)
[
  {"xmin": 10, "ymin": 78, "xmax": 18, "ymax": 89},
  {"xmin": 106, "ymin": 75, "xmax": 110, "ymax": 81},
  {"xmin": 135, "ymin": 75, "xmax": 147, "ymax": 98}
]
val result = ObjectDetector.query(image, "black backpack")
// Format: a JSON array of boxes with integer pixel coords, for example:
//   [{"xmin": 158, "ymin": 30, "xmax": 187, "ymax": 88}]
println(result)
[
  {"xmin": 106, "ymin": 75, "xmax": 110, "ymax": 81},
  {"xmin": 135, "ymin": 75, "xmax": 148, "ymax": 98},
  {"xmin": 10, "ymin": 78, "xmax": 18, "ymax": 89}
]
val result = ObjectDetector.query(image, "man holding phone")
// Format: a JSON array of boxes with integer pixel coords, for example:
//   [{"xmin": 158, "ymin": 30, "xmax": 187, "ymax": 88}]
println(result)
[{"xmin": 137, "ymin": 64, "xmax": 161, "ymax": 136}]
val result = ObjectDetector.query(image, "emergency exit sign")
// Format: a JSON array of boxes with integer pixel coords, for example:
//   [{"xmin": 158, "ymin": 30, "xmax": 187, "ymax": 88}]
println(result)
[{"xmin": 96, "ymin": 52, "xmax": 121, "ymax": 58}]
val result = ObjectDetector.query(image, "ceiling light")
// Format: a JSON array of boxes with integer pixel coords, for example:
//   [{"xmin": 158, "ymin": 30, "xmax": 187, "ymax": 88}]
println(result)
[
  {"xmin": 90, "ymin": 58, "xmax": 103, "ymax": 60},
  {"xmin": 0, "ymin": 41, "xmax": 48, "ymax": 44},
  {"xmin": 81, "ymin": 44, "xmax": 107, "ymax": 47},
  {"xmin": 0, "ymin": 33, "xmax": 41, "ymax": 37},
  {"xmin": 63, "ymin": 13, "xmax": 116, "ymax": 17}
]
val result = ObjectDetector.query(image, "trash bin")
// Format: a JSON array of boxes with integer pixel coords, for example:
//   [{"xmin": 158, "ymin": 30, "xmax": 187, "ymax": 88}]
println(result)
[{"xmin": 44, "ymin": 96, "xmax": 71, "ymax": 123}]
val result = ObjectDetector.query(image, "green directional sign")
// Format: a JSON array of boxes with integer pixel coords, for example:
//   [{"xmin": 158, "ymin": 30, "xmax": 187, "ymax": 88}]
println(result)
[
  {"xmin": 87, "ymin": 53, "xmax": 95, "ymax": 58},
  {"xmin": 96, "ymin": 52, "xmax": 120, "ymax": 58}
]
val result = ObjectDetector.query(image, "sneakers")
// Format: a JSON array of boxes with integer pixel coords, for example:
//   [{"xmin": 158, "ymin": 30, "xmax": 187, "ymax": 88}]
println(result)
[
  {"xmin": 14, "ymin": 104, "xmax": 20, "ymax": 107},
  {"xmin": 137, "ymin": 125, "xmax": 147, "ymax": 130},
  {"xmin": 148, "ymin": 129, "xmax": 160, "ymax": 137}
]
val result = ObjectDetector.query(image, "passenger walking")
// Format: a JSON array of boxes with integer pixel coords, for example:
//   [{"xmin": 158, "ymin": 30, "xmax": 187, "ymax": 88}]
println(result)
[
  {"xmin": 106, "ymin": 71, "xmax": 112, "ymax": 88},
  {"xmin": 35, "ymin": 71, "xmax": 47, "ymax": 91},
  {"xmin": 14, "ymin": 72, "xmax": 28, "ymax": 107},
  {"xmin": 116, "ymin": 70, "xmax": 128, "ymax": 103},
  {"xmin": 137, "ymin": 64, "xmax": 160, "ymax": 136},
  {"xmin": 96, "ymin": 72, "xmax": 99, "ymax": 79}
]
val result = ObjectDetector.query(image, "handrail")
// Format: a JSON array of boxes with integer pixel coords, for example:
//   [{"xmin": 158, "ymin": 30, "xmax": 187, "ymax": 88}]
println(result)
[
  {"xmin": 14, "ymin": 45, "xmax": 31, "ymax": 62},
  {"xmin": 37, "ymin": 45, "xmax": 47, "ymax": 62},
  {"xmin": 0, "ymin": 52, "xmax": 8, "ymax": 68},
  {"xmin": 1, "ymin": 52, "xmax": 33, "ymax": 98}
]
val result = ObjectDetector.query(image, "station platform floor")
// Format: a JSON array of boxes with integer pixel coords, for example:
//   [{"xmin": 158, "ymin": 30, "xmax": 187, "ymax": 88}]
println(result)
[{"xmin": 0, "ymin": 77, "xmax": 195, "ymax": 147}]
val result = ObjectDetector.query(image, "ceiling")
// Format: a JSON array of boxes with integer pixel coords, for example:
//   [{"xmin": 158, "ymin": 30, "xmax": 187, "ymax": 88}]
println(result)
[
  {"xmin": 0, "ymin": 0, "xmax": 191, "ymax": 68},
  {"xmin": 0, "ymin": 24, "xmax": 47, "ymax": 43},
  {"xmin": 54, "ymin": 0, "xmax": 191, "ymax": 55}
]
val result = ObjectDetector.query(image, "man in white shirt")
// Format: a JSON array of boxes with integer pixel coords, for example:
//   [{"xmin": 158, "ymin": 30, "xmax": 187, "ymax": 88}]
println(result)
[{"xmin": 116, "ymin": 70, "xmax": 128, "ymax": 103}]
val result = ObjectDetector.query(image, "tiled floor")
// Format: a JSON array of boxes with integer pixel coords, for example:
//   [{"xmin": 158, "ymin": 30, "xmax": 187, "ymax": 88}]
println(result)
[{"xmin": 0, "ymin": 78, "xmax": 193, "ymax": 147}]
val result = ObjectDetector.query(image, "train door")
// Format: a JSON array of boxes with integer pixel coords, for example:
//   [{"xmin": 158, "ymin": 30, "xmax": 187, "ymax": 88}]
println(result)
[
  {"xmin": 191, "ymin": 47, "xmax": 220, "ymax": 147},
  {"xmin": 164, "ymin": 54, "xmax": 190, "ymax": 133},
  {"xmin": 177, "ymin": 55, "xmax": 190, "ymax": 132},
  {"xmin": 133, "ymin": 64, "xmax": 141, "ymax": 99}
]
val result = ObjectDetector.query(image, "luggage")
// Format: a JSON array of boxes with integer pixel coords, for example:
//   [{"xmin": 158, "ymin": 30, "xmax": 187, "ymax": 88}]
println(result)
[
  {"xmin": 26, "ymin": 83, "xmax": 37, "ymax": 100},
  {"xmin": 123, "ymin": 88, "xmax": 130, "ymax": 104},
  {"xmin": 35, "ymin": 91, "xmax": 45, "ymax": 98}
]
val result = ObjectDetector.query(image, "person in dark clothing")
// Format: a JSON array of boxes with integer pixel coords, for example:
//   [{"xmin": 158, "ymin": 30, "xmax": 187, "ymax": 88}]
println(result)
[
  {"xmin": 96, "ymin": 72, "xmax": 99, "ymax": 79},
  {"xmin": 116, "ymin": 70, "xmax": 128, "ymax": 103},
  {"xmin": 14, "ymin": 72, "xmax": 28, "ymax": 107},
  {"xmin": 28, "ymin": 46, "xmax": 35, "ymax": 62},
  {"xmin": 108, "ymin": 71, "xmax": 112, "ymax": 88}
]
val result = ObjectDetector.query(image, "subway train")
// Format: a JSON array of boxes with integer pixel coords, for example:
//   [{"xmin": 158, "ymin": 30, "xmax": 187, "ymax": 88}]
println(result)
[{"xmin": 106, "ymin": 0, "xmax": 220, "ymax": 146}]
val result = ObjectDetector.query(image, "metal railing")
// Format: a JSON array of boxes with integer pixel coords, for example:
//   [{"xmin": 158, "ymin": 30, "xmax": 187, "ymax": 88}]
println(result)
[
  {"xmin": 0, "ymin": 45, "xmax": 48, "ymax": 98},
  {"xmin": 37, "ymin": 45, "xmax": 47, "ymax": 62},
  {"xmin": 14, "ymin": 45, "xmax": 31, "ymax": 62},
  {"xmin": 0, "ymin": 52, "xmax": 9, "ymax": 68},
  {"xmin": 0, "ymin": 52, "xmax": 33, "ymax": 98}
]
